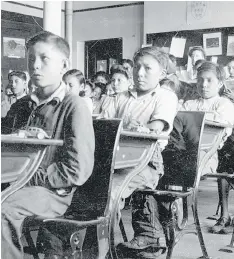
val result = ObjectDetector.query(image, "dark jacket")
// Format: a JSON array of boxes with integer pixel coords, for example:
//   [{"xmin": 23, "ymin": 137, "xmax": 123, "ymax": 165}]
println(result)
[{"xmin": 2, "ymin": 93, "xmax": 95, "ymax": 190}]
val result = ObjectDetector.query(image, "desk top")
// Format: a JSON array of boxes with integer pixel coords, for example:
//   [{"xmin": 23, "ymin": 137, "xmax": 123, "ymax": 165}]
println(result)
[
  {"xmin": 205, "ymin": 120, "xmax": 233, "ymax": 128},
  {"xmin": 121, "ymin": 130, "xmax": 169, "ymax": 140},
  {"xmin": 1, "ymin": 135, "xmax": 64, "ymax": 146}
]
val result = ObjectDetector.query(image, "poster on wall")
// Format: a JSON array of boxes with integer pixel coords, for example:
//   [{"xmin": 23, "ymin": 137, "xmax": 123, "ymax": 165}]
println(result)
[
  {"xmin": 186, "ymin": 1, "xmax": 211, "ymax": 25},
  {"xmin": 203, "ymin": 32, "xmax": 222, "ymax": 56},
  {"xmin": 97, "ymin": 60, "xmax": 107, "ymax": 73},
  {"xmin": 169, "ymin": 37, "xmax": 186, "ymax": 58},
  {"xmin": 3, "ymin": 37, "xmax": 25, "ymax": 58},
  {"xmin": 227, "ymin": 35, "xmax": 234, "ymax": 56}
]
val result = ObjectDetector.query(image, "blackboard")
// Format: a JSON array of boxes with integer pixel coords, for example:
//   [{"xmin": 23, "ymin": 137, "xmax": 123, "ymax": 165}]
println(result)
[{"xmin": 147, "ymin": 27, "xmax": 234, "ymax": 67}]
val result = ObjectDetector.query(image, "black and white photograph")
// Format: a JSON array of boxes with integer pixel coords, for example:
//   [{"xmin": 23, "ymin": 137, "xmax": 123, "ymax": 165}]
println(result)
[{"xmin": 1, "ymin": 1, "xmax": 234, "ymax": 259}]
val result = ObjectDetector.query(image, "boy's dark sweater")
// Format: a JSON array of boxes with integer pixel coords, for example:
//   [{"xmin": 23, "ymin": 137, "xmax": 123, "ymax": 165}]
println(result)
[{"xmin": 1, "ymin": 93, "xmax": 95, "ymax": 191}]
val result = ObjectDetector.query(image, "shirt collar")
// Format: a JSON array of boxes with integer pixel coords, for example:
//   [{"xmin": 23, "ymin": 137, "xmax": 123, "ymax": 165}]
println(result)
[
  {"xmin": 16, "ymin": 92, "xmax": 27, "ymax": 100},
  {"xmin": 129, "ymin": 84, "xmax": 160, "ymax": 99},
  {"xmin": 30, "ymin": 82, "xmax": 67, "ymax": 106}
]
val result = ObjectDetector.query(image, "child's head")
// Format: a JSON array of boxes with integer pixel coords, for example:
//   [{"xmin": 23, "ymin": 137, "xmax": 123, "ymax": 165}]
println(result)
[
  {"xmin": 121, "ymin": 59, "xmax": 134, "ymax": 78},
  {"xmin": 188, "ymin": 47, "xmax": 206, "ymax": 66},
  {"xmin": 8, "ymin": 71, "xmax": 27, "ymax": 96},
  {"xmin": 26, "ymin": 31, "xmax": 70, "ymax": 89},
  {"xmin": 63, "ymin": 69, "xmax": 85, "ymax": 95},
  {"xmin": 197, "ymin": 61, "xmax": 225, "ymax": 99},
  {"xmin": 227, "ymin": 58, "xmax": 234, "ymax": 78},
  {"xmin": 92, "ymin": 71, "xmax": 110, "ymax": 85},
  {"xmin": 133, "ymin": 46, "xmax": 168, "ymax": 94},
  {"xmin": 194, "ymin": 59, "xmax": 206, "ymax": 70},
  {"xmin": 111, "ymin": 68, "xmax": 130, "ymax": 94},
  {"xmin": 28, "ymin": 79, "xmax": 37, "ymax": 94},
  {"xmin": 160, "ymin": 78, "xmax": 180, "ymax": 98},
  {"xmin": 92, "ymin": 82, "xmax": 106, "ymax": 100},
  {"xmin": 83, "ymin": 80, "xmax": 94, "ymax": 98}
]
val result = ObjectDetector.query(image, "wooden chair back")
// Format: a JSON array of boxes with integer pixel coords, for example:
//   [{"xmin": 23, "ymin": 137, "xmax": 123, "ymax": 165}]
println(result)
[{"xmin": 66, "ymin": 119, "xmax": 122, "ymax": 220}]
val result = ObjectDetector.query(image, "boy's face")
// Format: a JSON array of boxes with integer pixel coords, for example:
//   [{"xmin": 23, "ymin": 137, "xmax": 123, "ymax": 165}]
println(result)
[
  {"xmin": 106, "ymin": 83, "xmax": 115, "ymax": 95},
  {"xmin": 9, "ymin": 75, "xmax": 26, "ymax": 96},
  {"xmin": 111, "ymin": 73, "xmax": 129, "ymax": 94},
  {"xmin": 28, "ymin": 42, "xmax": 68, "ymax": 88},
  {"xmin": 228, "ymin": 61, "xmax": 234, "ymax": 77},
  {"xmin": 197, "ymin": 70, "xmax": 222, "ymax": 99},
  {"xmin": 191, "ymin": 50, "xmax": 205, "ymax": 66},
  {"xmin": 95, "ymin": 76, "xmax": 107, "ymax": 85},
  {"xmin": 65, "ymin": 75, "xmax": 84, "ymax": 95},
  {"xmin": 133, "ymin": 54, "xmax": 164, "ymax": 93},
  {"xmin": 92, "ymin": 87, "xmax": 102, "ymax": 100}
]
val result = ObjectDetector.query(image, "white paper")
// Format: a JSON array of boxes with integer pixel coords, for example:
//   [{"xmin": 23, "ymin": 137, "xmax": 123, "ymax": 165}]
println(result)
[
  {"xmin": 187, "ymin": 1, "xmax": 211, "ymax": 25},
  {"xmin": 141, "ymin": 44, "xmax": 153, "ymax": 48},
  {"xmin": 227, "ymin": 35, "xmax": 234, "ymax": 56},
  {"xmin": 203, "ymin": 32, "xmax": 222, "ymax": 56},
  {"xmin": 169, "ymin": 37, "xmax": 186, "ymax": 58},
  {"xmin": 211, "ymin": 56, "xmax": 218, "ymax": 64}
]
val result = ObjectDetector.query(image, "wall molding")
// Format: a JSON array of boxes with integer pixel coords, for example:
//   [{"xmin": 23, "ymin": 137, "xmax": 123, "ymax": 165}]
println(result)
[
  {"xmin": 4, "ymin": 1, "xmax": 144, "ymax": 14},
  {"xmin": 73, "ymin": 2, "xmax": 144, "ymax": 13}
]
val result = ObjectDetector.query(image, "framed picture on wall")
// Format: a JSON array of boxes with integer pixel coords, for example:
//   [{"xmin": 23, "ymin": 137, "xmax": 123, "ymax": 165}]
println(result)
[
  {"xmin": 203, "ymin": 32, "xmax": 222, "ymax": 56},
  {"xmin": 3, "ymin": 37, "xmax": 25, "ymax": 58}
]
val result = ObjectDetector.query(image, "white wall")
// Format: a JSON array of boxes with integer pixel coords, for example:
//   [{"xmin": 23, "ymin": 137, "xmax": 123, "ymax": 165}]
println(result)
[
  {"xmin": 72, "ymin": 4, "xmax": 144, "ymax": 68},
  {"xmin": 144, "ymin": 1, "xmax": 234, "ymax": 37}
]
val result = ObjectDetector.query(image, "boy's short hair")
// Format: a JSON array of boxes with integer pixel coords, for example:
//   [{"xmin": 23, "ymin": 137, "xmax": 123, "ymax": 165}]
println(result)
[
  {"xmin": 110, "ymin": 64, "xmax": 122, "ymax": 75},
  {"xmin": 197, "ymin": 61, "xmax": 226, "ymax": 83},
  {"xmin": 195, "ymin": 59, "xmax": 206, "ymax": 68},
  {"xmin": 111, "ymin": 67, "xmax": 129, "ymax": 80},
  {"xmin": 133, "ymin": 46, "xmax": 169, "ymax": 70},
  {"xmin": 26, "ymin": 31, "xmax": 70, "ymax": 59},
  {"xmin": 8, "ymin": 71, "xmax": 27, "ymax": 81},
  {"xmin": 63, "ymin": 69, "xmax": 85, "ymax": 85},
  {"xmin": 188, "ymin": 46, "xmax": 206, "ymax": 59},
  {"xmin": 92, "ymin": 71, "xmax": 110, "ymax": 84},
  {"xmin": 120, "ymin": 59, "xmax": 134, "ymax": 68}
]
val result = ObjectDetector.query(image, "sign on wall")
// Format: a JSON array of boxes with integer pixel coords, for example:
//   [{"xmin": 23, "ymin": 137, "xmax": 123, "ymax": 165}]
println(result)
[
  {"xmin": 187, "ymin": 1, "xmax": 211, "ymax": 25},
  {"xmin": 3, "ymin": 37, "xmax": 26, "ymax": 58}
]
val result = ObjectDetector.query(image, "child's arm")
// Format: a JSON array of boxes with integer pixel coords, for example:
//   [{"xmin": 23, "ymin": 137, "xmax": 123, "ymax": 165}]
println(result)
[
  {"xmin": 46, "ymin": 98, "xmax": 95, "ymax": 189},
  {"xmin": 147, "ymin": 120, "xmax": 165, "ymax": 134}
]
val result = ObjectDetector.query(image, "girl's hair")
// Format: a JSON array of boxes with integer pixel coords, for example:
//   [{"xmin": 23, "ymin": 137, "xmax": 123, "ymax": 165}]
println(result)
[
  {"xmin": 26, "ymin": 31, "xmax": 70, "ymax": 59},
  {"xmin": 8, "ymin": 71, "xmax": 27, "ymax": 81},
  {"xmin": 133, "ymin": 46, "xmax": 169, "ymax": 70},
  {"xmin": 188, "ymin": 46, "xmax": 206, "ymax": 59},
  {"xmin": 197, "ymin": 61, "xmax": 226, "ymax": 83},
  {"xmin": 120, "ymin": 59, "xmax": 134, "ymax": 68},
  {"xmin": 111, "ymin": 67, "xmax": 129, "ymax": 80},
  {"xmin": 92, "ymin": 71, "xmax": 110, "ymax": 84},
  {"xmin": 62, "ymin": 69, "xmax": 85, "ymax": 85}
]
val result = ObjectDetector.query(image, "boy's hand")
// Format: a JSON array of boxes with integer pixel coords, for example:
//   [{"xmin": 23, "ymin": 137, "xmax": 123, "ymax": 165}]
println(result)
[{"xmin": 126, "ymin": 119, "xmax": 141, "ymax": 130}]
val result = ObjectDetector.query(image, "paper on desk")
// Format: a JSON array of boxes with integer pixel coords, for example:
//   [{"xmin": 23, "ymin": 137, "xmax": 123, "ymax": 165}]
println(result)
[{"xmin": 170, "ymin": 37, "xmax": 186, "ymax": 58}]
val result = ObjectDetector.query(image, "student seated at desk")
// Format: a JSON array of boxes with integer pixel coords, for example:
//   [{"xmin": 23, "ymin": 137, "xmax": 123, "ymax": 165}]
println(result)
[
  {"xmin": 99, "ymin": 67, "xmax": 131, "ymax": 114},
  {"xmin": 62, "ymin": 69, "xmax": 93, "ymax": 113},
  {"xmin": 1, "ymin": 31, "xmax": 95, "ymax": 259},
  {"xmin": 180, "ymin": 61, "xmax": 234, "ymax": 174},
  {"xmin": 100, "ymin": 46, "xmax": 178, "ymax": 254}
]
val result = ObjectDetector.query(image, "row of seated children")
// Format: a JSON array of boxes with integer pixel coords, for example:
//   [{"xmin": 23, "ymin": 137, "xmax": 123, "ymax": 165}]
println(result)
[
  {"xmin": 35, "ymin": 47, "xmax": 234, "ymax": 257},
  {"xmin": 1, "ymin": 30, "xmax": 234, "ymax": 258}
]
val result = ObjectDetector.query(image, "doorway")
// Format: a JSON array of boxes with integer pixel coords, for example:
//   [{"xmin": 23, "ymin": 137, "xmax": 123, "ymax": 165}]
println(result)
[{"xmin": 85, "ymin": 38, "xmax": 122, "ymax": 79}]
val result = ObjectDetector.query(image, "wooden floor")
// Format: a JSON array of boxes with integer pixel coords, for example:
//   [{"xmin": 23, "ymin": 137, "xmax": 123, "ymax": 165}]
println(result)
[{"xmin": 24, "ymin": 178, "xmax": 234, "ymax": 259}]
